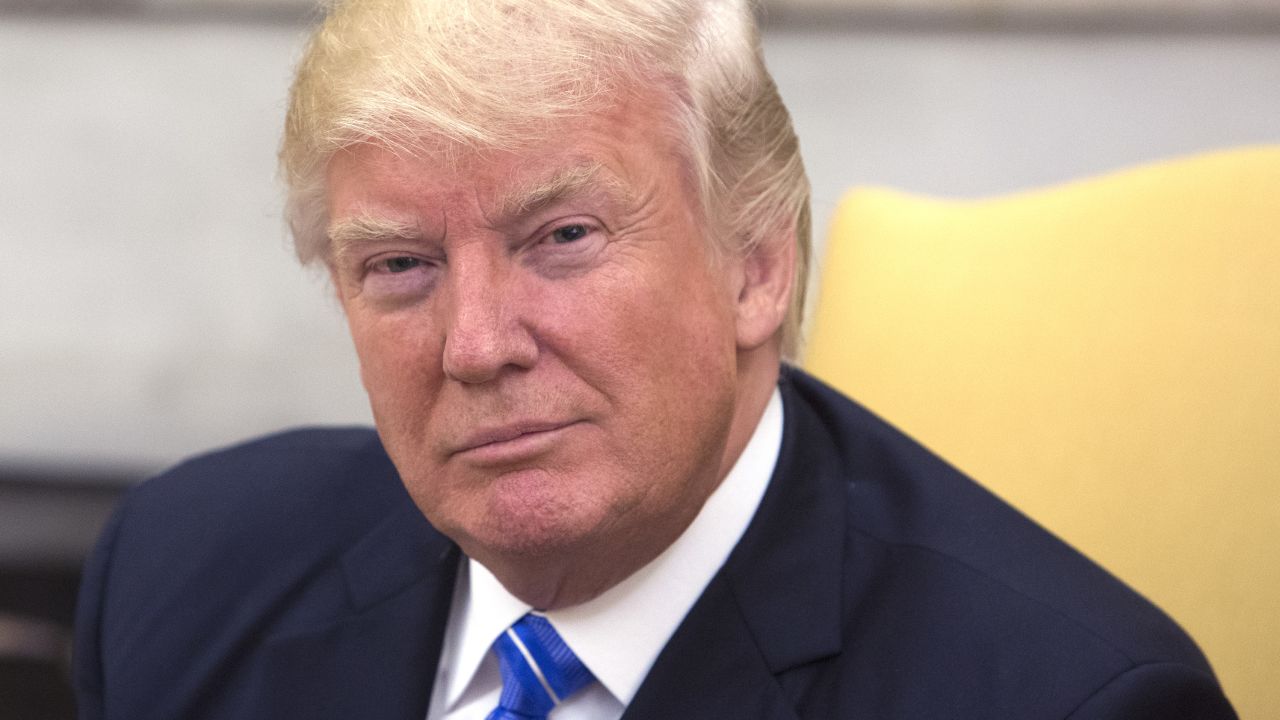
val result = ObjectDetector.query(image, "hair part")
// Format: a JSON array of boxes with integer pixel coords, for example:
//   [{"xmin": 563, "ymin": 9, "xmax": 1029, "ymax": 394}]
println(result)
[{"xmin": 281, "ymin": 0, "xmax": 811, "ymax": 357}]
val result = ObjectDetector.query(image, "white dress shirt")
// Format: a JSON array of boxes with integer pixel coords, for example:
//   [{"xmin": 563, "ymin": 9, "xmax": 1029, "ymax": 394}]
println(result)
[{"xmin": 426, "ymin": 389, "xmax": 784, "ymax": 719}]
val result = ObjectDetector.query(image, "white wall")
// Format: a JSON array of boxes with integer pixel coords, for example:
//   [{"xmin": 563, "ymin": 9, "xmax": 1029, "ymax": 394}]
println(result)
[{"xmin": 2, "ymin": 17, "xmax": 1278, "ymax": 469}]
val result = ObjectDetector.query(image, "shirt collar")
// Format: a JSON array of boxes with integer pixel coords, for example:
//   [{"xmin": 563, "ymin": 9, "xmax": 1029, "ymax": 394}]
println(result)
[{"xmin": 442, "ymin": 387, "xmax": 784, "ymax": 709}]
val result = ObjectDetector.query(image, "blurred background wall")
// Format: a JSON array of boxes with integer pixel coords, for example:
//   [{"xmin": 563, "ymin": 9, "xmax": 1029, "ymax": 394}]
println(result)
[
  {"xmin": 4, "ymin": 1, "xmax": 1279, "ymax": 472},
  {"xmin": 0, "ymin": 0, "xmax": 1278, "ymax": 717}
]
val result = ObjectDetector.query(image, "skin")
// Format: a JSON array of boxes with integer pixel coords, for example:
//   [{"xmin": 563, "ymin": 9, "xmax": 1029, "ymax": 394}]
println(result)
[{"xmin": 325, "ymin": 87, "xmax": 795, "ymax": 609}]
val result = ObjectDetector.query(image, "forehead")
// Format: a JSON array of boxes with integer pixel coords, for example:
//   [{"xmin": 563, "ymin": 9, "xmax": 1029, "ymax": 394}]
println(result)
[{"xmin": 325, "ymin": 87, "xmax": 693, "ymax": 228}]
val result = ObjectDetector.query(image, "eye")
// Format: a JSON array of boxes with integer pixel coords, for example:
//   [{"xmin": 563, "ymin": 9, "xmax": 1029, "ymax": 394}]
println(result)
[
  {"xmin": 549, "ymin": 223, "xmax": 591, "ymax": 244},
  {"xmin": 522, "ymin": 219, "xmax": 605, "ymax": 277},
  {"xmin": 355, "ymin": 252, "xmax": 440, "ymax": 303},
  {"xmin": 376, "ymin": 256, "xmax": 423, "ymax": 273}
]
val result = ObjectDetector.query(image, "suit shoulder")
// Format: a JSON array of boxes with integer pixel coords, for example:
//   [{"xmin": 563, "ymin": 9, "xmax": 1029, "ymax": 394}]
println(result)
[
  {"xmin": 130, "ymin": 426, "xmax": 393, "ymax": 512},
  {"xmin": 168, "ymin": 425, "xmax": 386, "ymax": 469},
  {"xmin": 106, "ymin": 426, "xmax": 407, "ymax": 581},
  {"xmin": 781, "ymin": 368, "xmax": 1216, "ymax": 675},
  {"xmin": 77, "ymin": 427, "xmax": 445, "ymax": 719}
]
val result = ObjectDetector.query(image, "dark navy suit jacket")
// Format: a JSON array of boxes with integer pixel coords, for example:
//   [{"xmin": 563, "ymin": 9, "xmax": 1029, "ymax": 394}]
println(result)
[{"xmin": 75, "ymin": 369, "xmax": 1236, "ymax": 719}]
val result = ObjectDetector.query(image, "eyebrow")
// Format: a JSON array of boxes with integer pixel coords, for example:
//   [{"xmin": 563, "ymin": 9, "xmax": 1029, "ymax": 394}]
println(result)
[
  {"xmin": 325, "ymin": 161, "xmax": 632, "ymax": 261},
  {"xmin": 327, "ymin": 215, "xmax": 424, "ymax": 262},
  {"xmin": 491, "ymin": 161, "xmax": 631, "ymax": 222}
]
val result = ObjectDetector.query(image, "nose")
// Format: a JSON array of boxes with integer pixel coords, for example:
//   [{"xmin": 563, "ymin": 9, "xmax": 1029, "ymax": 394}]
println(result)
[{"xmin": 441, "ymin": 251, "xmax": 539, "ymax": 384}]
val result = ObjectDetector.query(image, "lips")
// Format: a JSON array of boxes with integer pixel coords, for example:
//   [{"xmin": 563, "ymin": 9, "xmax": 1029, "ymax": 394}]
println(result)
[{"xmin": 450, "ymin": 420, "xmax": 582, "ymax": 464}]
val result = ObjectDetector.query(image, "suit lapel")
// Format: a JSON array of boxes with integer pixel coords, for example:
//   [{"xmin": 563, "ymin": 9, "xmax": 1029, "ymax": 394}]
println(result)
[
  {"xmin": 246, "ymin": 503, "xmax": 460, "ymax": 720},
  {"xmin": 624, "ymin": 371, "xmax": 848, "ymax": 719},
  {"xmin": 621, "ymin": 576, "xmax": 802, "ymax": 720}
]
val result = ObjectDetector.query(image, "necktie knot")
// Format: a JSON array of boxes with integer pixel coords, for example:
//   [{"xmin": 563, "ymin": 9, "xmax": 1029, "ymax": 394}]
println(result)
[{"xmin": 486, "ymin": 614, "xmax": 594, "ymax": 720}]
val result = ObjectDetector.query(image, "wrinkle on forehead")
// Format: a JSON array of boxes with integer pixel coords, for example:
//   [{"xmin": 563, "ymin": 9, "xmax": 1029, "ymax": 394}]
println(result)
[
  {"xmin": 324, "ymin": 85, "xmax": 694, "ymax": 263},
  {"xmin": 487, "ymin": 160, "xmax": 637, "ymax": 224}
]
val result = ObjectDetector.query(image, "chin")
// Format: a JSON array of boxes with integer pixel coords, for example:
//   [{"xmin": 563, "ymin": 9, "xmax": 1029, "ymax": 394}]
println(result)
[
  {"xmin": 463, "ymin": 504, "xmax": 636, "ymax": 610},
  {"xmin": 447, "ymin": 467, "xmax": 612, "ymax": 558}
]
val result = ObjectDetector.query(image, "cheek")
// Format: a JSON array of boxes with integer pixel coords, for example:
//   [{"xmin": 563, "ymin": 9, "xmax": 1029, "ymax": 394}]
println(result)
[
  {"xmin": 346, "ymin": 311, "xmax": 442, "ymax": 416},
  {"xmin": 558, "ymin": 252, "xmax": 736, "ymax": 356},
  {"xmin": 638, "ymin": 270, "xmax": 739, "ymax": 377},
  {"xmin": 350, "ymin": 320, "xmax": 393, "ymax": 395},
  {"xmin": 570, "ymin": 261, "xmax": 738, "ymax": 444}
]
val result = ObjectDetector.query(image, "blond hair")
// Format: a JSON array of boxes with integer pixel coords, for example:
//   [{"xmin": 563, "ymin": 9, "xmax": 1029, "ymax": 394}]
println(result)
[{"xmin": 281, "ymin": 0, "xmax": 810, "ymax": 357}]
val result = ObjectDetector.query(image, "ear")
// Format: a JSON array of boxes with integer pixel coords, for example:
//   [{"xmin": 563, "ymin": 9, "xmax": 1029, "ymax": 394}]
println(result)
[{"xmin": 734, "ymin": 231, "xmax": 796, "ymax": 351}]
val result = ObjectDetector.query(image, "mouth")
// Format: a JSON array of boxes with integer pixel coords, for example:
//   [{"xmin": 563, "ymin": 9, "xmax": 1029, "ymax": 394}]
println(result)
[{"xmin": 451, "ymin": 421, "xmax": 582, "ymax": 465}]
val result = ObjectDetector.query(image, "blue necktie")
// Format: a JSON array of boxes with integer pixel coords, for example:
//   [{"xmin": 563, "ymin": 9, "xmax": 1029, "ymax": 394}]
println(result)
[{"xmin": 486, "ymin": 613, "xmax": 595, "ymax": 720}]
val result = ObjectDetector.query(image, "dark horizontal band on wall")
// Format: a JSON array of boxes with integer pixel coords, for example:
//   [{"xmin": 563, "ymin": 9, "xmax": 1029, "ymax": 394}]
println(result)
[
  {"xmin": 5, "ymin": 0, "xmax": 1280, "ymax": 35},
  {"xmin": 760, "ymin": 6, "xmax": 1280, "ymax": 35}
]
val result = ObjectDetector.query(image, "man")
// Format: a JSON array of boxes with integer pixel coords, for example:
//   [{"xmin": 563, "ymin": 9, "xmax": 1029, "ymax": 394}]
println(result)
[{"xmin": 75, "ymin": 0, "xmax": 1236, "ymax": 718}]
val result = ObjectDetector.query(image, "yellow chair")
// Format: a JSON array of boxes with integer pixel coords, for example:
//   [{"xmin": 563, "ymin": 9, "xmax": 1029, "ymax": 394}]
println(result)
[{"xmin": 804, "ymin": 146, "xmax": 1280, "ymax": 719}]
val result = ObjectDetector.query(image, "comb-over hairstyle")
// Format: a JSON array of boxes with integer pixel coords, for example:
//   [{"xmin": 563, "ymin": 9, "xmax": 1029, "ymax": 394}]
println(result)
[{"xmin": 281, "ymin": 0, "xmax": 811, "ymax": 357}]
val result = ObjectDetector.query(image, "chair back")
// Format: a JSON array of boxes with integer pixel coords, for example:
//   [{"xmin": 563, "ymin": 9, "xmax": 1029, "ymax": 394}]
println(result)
[{"xmin": 805, "ymin": 146, "xmax": 1280, "ymax": 718}]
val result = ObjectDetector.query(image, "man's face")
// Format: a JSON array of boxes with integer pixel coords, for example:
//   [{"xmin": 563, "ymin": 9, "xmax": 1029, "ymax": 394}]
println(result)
[{"xmin": 325, "ymin": 91, "xmax": 758, "ymax": 599}]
